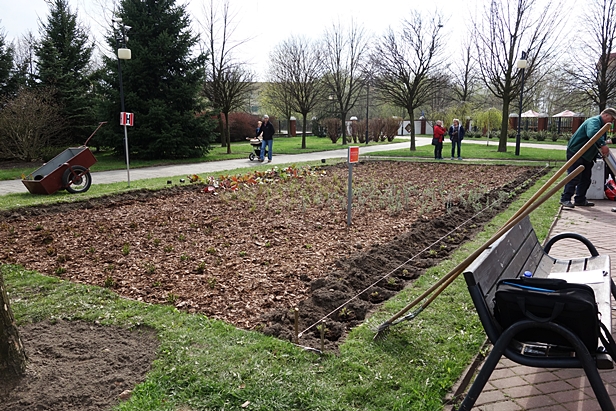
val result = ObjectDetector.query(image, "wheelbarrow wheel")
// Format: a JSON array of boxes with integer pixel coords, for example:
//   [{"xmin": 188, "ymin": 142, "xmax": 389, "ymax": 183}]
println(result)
[{"xmin": 62, "ymin": 166, "xmax": 92, "ymax": 194}]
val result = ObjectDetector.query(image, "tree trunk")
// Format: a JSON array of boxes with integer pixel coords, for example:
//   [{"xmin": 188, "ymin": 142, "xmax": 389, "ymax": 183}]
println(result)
[
  {"xmin": 301, "ymin": 114, "xmax": 307, "ymax": 149},
  {"xmin": 408, "ymin": 110, "xmax": 416, "ymax": 151},
  {"xmin": 218, "ymin": 114, "xmax": 226, "ymax": 148},
  {"xmin": 499, "ymin": 95, "xmax": 511, "ymax": 153},
  {"xmin": 224, "ymin": 112, "xmax": 231, "ymax": 155},
  {"xmin": 0, "ymin": 271, "xmax": 27, "ymax": 378},
  {"xmin": 341, "ymin": 110, "xmax": 348, "ymax": 145}
]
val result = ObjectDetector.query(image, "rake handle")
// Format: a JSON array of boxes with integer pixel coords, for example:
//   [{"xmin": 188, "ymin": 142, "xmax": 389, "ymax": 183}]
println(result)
[
  {"xmin": 508, "ymin": 122, "xmax": 611, "ymax": 222},
  {"xmin": 381, "ymin": 164, "xmax": 585, "ymax": 327},
  {"xmin": 377, "ymin": 123, "xmax": 609, "ymax": 330},
  {"xmin": 397, "ymin": 166, "xmax": 584, "ymax": 321}
]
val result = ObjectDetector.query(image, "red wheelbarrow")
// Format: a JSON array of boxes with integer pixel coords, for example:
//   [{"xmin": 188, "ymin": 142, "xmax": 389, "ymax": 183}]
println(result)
[{"xmin": 21, "ymin": 122, "xmax": 106, "ymax": 195}]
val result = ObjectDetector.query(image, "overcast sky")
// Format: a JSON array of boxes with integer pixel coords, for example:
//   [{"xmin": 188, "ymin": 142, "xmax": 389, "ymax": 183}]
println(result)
[{"xmin": 2, "ymin": 0, "xmax": 578, "ymax": 81}]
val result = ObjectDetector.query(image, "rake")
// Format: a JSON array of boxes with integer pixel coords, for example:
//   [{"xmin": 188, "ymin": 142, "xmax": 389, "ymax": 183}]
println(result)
[{"xmin": 373, "ymin": 122, "xmax": 611, "ymax": 340}]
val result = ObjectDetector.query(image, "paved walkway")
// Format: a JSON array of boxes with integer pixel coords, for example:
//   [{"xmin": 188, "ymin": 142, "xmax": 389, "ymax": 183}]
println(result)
[
  {"xmin": 459, "ymin": 199, "xmax": 616, "ymax": 410},
  {"xmin": 0, "ymin": 137, "xmax": 564, "ymax": 196}
]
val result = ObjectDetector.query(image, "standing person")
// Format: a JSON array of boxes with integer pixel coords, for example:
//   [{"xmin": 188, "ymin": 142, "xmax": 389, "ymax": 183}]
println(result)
[
  {"xmin": 433, "ymin": 120, "xmax": 447, "ymax": 160},
  {"xmin": 560, "ymin": 107, "xmax": 616, "ymax": 208},
  {"xmin": 449, "ymin": 118, "xmax": 465, "ymax": 160},
  {"xmin": 259, "ymin": 114, "xmax": 275, "ymax": 163}
]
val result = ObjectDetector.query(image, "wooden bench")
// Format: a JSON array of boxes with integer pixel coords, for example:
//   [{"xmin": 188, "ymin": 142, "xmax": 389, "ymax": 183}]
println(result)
[{"xmin": 458, "ymin": 215, "xmax": 615, "ymax": 411}]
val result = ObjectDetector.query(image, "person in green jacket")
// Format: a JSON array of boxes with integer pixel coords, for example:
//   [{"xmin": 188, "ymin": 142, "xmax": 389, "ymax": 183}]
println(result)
[{"xmin": 560, "ymin": 107, "xmax": 616, "ymax": 208}]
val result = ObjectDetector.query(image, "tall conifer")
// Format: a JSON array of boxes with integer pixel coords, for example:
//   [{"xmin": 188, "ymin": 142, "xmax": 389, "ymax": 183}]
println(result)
[
  {"xmin": 36, "ymin": 0, "xmax": 95, "ymax": 145},
  {"xmin": 99, "ymin": 0, "xmax": 213, "ymax": 159}
]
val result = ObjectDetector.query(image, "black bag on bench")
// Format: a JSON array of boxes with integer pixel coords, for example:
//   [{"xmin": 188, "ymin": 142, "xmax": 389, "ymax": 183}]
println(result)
[{"xmin": 494, "ymin": 278, "xmax": 600, "ymax": 353}]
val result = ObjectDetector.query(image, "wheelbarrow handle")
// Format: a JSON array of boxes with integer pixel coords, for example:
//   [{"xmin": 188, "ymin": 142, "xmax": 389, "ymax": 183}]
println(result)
[{"xmin": 83, "ymin": 122, "xmax": 108, "ymax": 147}]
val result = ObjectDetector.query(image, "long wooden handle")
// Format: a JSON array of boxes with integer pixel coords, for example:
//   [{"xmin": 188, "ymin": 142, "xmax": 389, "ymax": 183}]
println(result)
[
  {"xmin": 380, "ymin": 123, "xmax": 610, "ymax": 328},
  {"xmin": 403, "ymin": 166, "xmax": 584, "ymax": 319},
  {"xmin": 382, "ymin": 165, "xmax": 584, "ymax": 327},
  {"xmin": 509, "ymin": 122, "xmax": 611, "ymax": 222}
]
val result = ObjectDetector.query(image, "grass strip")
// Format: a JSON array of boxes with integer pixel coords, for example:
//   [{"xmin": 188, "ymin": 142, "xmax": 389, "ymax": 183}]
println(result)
[{"xmin": 368, "ymin": 142, "xmax": 566, "ymax": 163}]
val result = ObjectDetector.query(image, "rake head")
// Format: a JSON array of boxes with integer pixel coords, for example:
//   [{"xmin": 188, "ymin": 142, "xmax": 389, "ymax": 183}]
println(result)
[
  {"xmin": 372, "ymin": 307, "xmax": 425, "ymax": 341},
  {"xmin": 373, "ymin": 322, "xmax": 392, "ymax": 341}
]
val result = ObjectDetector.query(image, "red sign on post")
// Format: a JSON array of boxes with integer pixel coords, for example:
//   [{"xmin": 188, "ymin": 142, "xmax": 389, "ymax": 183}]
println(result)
[
  {"xmin": 120, "ymin": 112, "xmax": 134, "ymax": 126},
  {"xmin": 348, "ymin": 146, "xmax": 359, "ymax": 163}
]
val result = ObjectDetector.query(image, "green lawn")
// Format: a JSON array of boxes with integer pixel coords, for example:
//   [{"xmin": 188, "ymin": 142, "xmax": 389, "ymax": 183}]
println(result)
[
  {"xmin": 2, "ymin": 169, "xmax": 560, "ymax": 410},
  {"xmin": 369, "ymin": 139, "xmax": 566, "ymax": 163}
]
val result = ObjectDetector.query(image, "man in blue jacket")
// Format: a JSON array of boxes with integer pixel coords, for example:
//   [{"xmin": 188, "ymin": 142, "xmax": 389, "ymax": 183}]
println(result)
[{"xmin": 560, "ymin": 107, "xmax": 616, "ymax": 208}]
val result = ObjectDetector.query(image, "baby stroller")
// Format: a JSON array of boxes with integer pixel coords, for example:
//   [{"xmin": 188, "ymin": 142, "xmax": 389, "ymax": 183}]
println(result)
[{"xmin": 248, "ymin": 138, "xmax": 268, "ymax": 161}]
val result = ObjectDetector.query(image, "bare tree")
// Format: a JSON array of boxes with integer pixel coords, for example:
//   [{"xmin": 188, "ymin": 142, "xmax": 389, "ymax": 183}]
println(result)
[
  {"xmin": 449, "ymin": 37, "xmax": 479, "ymax": 104},
  {"xmin": 261, "ymin": 81, "xmax": 295, "ymax": 131},
  {"xmin": 565, "ymin": 0, "xmax": 616, "ymax": 111},
  {"xmin": 474, "ymin": 0, "xmax": 562, "ymax": 151},
  {"xmin": 370, "ymin": 10, "xmax": 445, "ymax": 150},
  {"xmin": 268, "ymin": 36, "xmax": 326, "ymax": 148},
  {"xmin": 322, "ymin": 20, "xmax": 369, "ymax": 145},
  {"xmin": 12, "ymin": 32, "xmax": 38, "ymax": 88},
  {"xmin": 0, "ymin": 87, "xmax": 64, "ymax": 161},
  {"xmin": 199, "ymin": 0, "xmax": 254, "ymax": 153}
]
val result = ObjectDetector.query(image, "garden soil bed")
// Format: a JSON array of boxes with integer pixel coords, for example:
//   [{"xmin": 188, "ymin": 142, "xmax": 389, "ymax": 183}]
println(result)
[{"xmin": 0, "ymin": 160, "xmax": 547, "ymax": 410}]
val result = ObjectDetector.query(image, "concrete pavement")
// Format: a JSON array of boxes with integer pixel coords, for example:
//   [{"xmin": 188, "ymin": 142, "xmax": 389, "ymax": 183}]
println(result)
[{"xmin": 458, "ymin": 200, "xmax": 616, "ymax": 410}]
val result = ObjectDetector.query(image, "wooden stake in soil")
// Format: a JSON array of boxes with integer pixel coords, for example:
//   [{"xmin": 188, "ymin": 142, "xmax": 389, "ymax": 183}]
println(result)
[
  {"xmin": 294, "ymin": 307, "xmax": 299, "ymax": 344},
  {"xmin": 320, "ymin": 321, "xmax": 326, "ymax": 352}
]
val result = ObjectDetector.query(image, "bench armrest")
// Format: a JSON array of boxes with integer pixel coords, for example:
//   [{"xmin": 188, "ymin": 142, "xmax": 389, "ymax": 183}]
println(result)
[{"xmin": 544, "ymin": 233, "xmax": 599, "ymax": 257}]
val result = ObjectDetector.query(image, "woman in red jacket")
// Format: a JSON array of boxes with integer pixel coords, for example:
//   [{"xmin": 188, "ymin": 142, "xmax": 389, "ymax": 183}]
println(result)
[{"xmin": 433, "ymin": 120, "xmax": 447, "ymax": 160}]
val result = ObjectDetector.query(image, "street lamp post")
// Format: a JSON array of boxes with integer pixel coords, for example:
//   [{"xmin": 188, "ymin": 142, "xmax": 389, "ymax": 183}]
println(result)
[
  {"xmin": 515, "ymin": 51, "xmax": 527, "ymax": 156},
  {"xmin": 113, "ymin": 17, "xmax": 132, "ymax": 186},
  {"xmin": 365, "ymin": 81, "xmax": 369, "ymax": 145}
]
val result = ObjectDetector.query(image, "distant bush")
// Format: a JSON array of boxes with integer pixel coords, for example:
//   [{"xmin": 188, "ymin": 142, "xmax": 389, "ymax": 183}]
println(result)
[
  {"xmin": 351, "ymin": 121, "xmax": 366, "ymax": 143},
  {"xmin": 383, "ymin": 118, "xmax": 401, "ymax": 141},
  {"xmin": 228, "ymin": 112, "xmax": 261, "ymax": 142},
  {"xmin": 535, "ymin": 130, "xmax": 548, "ymax": 141},
  {"xmin": 0, "ymin": 87, "xmax": 65, "ymax": 161},
  {"xmin": 369, "ymin": 118, "xmax": 385, "ymax": 142},
  {"xmin": 323, "ymin": 118, "xmax": 342, "ymax": 143}
]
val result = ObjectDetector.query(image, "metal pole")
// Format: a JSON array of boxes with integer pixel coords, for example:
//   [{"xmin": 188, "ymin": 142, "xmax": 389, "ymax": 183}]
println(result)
[
  {"xmin": 515, "ymin": 51, "xmax": 526, "ymax": 156},
  {"xmin": 347, "ymin": 162, "xmax": 353, "ymax": 226},
  {"xmin": 365, "ymin": 82, "xmax": 369, "ymax": 145},
  {"xmin": 116, "ymin": 27, "xmax": 131, "ymax": 186},
  {"xmin": 123, "ymin": 125, "xmax": 130, "ymax": 186}
]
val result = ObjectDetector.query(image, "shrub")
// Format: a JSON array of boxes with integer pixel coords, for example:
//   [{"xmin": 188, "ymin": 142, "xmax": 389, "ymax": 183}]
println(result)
[
  {"xmin": 368, "ymin": 118, "xmax": 385, "ymax": 142},
  {"xmin": 383, "ymin": 117, "xmax": 401, "ymax": 141},
  {"xmin": 536, "ymin": 130, "xmax": 548, "ymax": 141},
  {"xmin": 227, "ymin": 112, "xmax": 261, "ymax": 142},
  {"xmin": 323, "ymin": 118, "xmax": 341, "ymax": 143},
  {"xmin": 312, "ymin": 118, "xmax": 326, "ymax": 137},
  {"xmin": 352, "ymin": 121, "xmax": 366, "ymax": 143},
  {"xmin": 0, "ymin": 87, "xmax": 65, "ymax": 161}
]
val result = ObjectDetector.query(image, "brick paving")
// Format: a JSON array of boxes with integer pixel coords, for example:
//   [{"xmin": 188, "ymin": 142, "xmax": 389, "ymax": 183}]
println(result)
[{"xmin": 464, "ymin": 199, "xmax": 616, "ymax": 410}]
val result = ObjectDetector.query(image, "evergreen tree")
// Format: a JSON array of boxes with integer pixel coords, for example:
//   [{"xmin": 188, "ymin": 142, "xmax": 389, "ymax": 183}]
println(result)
[
  {"xmin": 98, "ymin": 0, "xmax": 214, "ymax": 159},
  {"xmin": 0, "ymin": 30, "xmax": 16, "ymax": 98},
  {"xmin": 35, "ymin": 0, "xmax": 95, "ymax": 145}
]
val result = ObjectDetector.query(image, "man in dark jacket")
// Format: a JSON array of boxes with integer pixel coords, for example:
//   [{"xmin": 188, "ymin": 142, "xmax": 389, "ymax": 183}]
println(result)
[
  {"xmin": 560, "ymin": 107, "xmax": 616, "ymax": 208},
  {"xmin": 259, "ymin": 115, "xmax": 275, "ymax": 162},
  {"xmin": 448, "ymin": 118, "xmax": 465, "ymax": 160}
]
